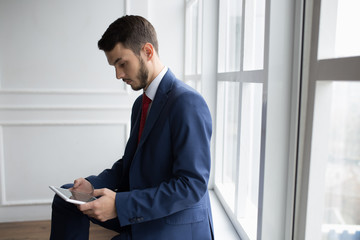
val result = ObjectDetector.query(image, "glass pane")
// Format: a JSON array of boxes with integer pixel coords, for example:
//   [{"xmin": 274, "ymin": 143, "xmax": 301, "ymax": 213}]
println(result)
[
  {"xmin": 218, "ymin": 0, "xmax": 242, "ymax": 72},
  {"xmin": 215, "ymin": 81, "xmax": 241, "ymax": 210},
  {"xmin": 322, "ymin": 81, "xmax": 360, "ymax": 239},
  {"xmin": 185, "ymin": 0, "xmax": 200, "ymax": 75},
  {"xmin": 184, "ymin": 79, "xmax": 202, "ymax": 92},
  {"xmin": 185, "ymin": 79, "xmax": 196, "ymax": 89},
  {"xmin": 310, "ymin": 81, "xmax": 360, "ymax": 239},
  {"xmin": 237, "ymin": 83, "xmax": 263, "ymax": 239},
  {"xmin": 215, "ymin": 81, "xmax": 226, "ymax": 186},
  {"xmin": 243, "ymin": 0, "xmax": 266, "ymax": 70},
  {"xmin": 318, "ymin": 0, "xmax": 360, "ymax": 59}
]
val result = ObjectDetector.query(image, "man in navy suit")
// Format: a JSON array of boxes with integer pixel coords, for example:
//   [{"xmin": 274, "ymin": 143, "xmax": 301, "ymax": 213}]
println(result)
[{"xmin": 50, "ymin": 15, "xmax": 214, "ymax": 240}]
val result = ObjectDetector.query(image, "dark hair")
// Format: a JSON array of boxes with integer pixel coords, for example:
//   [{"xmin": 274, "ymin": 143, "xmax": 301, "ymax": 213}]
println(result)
[{"xmin": 98, "ymin": 15, "xmax": 159, "ymax": 56}]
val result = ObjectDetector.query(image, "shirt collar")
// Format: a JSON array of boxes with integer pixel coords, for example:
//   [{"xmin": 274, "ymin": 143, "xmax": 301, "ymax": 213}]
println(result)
[{"xmin": 145, "ymin": 66, "xmax": 168, "ymax": 101}]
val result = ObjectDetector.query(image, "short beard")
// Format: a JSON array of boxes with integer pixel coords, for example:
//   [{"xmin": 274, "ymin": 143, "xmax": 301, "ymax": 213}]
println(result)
[{"xmin": 133, "ymin": 56, "xmax": 149, "ymax": 91}]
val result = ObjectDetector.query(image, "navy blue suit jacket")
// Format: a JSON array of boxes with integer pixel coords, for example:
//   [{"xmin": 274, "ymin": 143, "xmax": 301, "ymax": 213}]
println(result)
[{"xmin": 87, "ymin": 69, "xmax": 213, "ymax": 239}]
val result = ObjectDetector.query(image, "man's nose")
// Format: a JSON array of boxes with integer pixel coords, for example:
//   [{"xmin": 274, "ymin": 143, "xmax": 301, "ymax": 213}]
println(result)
[{"xmin": 115, "ymin": 68, "xmax": 125, "ymax": 80}]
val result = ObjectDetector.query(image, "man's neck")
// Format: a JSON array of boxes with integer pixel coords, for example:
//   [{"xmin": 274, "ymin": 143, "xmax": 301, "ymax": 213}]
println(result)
[
  {"xmin": 151, "ymin": 57, "xmax": 164, "ymax": 81},
  {"xmin": 145, "ymin": 56, "xmax": 164, "ymax": 91}
]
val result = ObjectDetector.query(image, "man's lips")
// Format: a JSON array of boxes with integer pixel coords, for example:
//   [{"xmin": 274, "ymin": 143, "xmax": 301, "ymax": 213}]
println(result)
[{"xmin": 123, "ymin": 79, "xmax": 132, "ymax": 84}]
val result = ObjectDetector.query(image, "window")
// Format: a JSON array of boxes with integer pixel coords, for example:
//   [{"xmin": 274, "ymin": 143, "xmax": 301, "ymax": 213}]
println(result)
[
  {"xmin": 214, "ymin": 0, "xmax": 267, "ymax": 239},
  {"xmin": 296, "ymin": 0, "xmax": 360, "ymax": 239},
  {"xmin": 318, "ymin": 0, "xmax": 360, "ymax": 59},
  {"xmin": 215, "ymin": 81, "xmax": 241, "ymax": 211},
  {"xmin": 243, "ymin": 0, "xmax": 265, "ymax": 70},
  {"xmin": 185, "ymin": 0, "xmax": 203, "ymax": 91},
  {"xmin": 310, "ymin": 81, "xmax": 360, "ymax": 239},
  {"xmin": 217, "ymin": 0, "xmax": 242, "ymax": 72}
]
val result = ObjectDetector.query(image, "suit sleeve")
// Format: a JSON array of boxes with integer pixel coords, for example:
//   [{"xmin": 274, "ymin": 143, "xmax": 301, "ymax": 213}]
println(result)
[{"xmin": 115, "ymin": 90, "xmax": 212, "ymax": 226}]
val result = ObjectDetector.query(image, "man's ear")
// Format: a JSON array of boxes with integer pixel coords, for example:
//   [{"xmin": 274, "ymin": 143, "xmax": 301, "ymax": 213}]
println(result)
[{"xmin": 142, "ymin": 43, "xmax": 154, "ymax": 60}]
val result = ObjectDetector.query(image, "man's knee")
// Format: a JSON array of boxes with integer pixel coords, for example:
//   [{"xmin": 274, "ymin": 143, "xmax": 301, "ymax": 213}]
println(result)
[
  {"xmin": 51, "ymin": 184, "xmax": 74, "ymax": 211},
  {"xmin": 61, "ymin": 183, "xmax": 73, "ymax": 189}
]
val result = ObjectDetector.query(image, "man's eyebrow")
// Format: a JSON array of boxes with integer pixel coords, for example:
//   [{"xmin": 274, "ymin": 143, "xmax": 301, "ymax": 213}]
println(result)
[{"xmin": 112, "ymin": 58, "xmax": 122, "ymax": 66}]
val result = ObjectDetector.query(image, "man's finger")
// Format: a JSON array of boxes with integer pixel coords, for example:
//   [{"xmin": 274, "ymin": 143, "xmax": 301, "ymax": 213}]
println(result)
[
  {"xmin": 78, "ymin": 202, "xmax": 92, "ymax": 212},
  {"xmin": 72, "ymin": 178, "xmax": 83, "ymax": 189},
  {"xmin": 93, "ymin": 188, "xmax": 106, "ymax": 197}
]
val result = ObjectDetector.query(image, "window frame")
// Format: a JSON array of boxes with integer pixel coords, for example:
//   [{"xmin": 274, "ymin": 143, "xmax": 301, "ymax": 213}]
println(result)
[
  {"xmin": 214, "ymin": 0, "xmax": 269, "ymax": 239},
  {"xmin": 294, "ymin": 0, "xmax": 360, "ymax": 239},
  {"xmin": 184, "ymin": 0, "xmax": 305, "ymax": 239},
  {"xmin": 184, "ymin": 0, "xmax": 203, "ymax": 92}
]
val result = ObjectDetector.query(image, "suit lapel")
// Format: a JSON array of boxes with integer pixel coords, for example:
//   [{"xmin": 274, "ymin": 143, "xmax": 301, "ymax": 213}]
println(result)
[
  {"xmin": 137, "ymin": 70, "xmax": 174, "ymax": 148},
  {"xmin": 126, "ymin": 96, "xmax": 142, "ymax": 154}
]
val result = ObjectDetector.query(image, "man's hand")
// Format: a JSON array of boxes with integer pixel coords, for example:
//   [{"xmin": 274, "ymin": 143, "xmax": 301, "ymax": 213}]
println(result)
[
  {"xmin": 71, "ymin": 178, "xmax": 94, "ymax": 194},
  {"xmin": 78, "ymin": 188, "xmax": 117, "ymax": 222}
]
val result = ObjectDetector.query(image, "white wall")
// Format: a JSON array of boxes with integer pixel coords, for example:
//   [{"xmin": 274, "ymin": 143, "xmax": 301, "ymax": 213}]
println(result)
[
  {"xmin": 149, "ymin": 0, "xmax": 185, "ymax": 80},
  {"xmin": 0, "ymin": 0, "xmax": 184, "ymax": 222},
  {"xmin": 126, "ymin": 0, "xmax": 185, "ymax": 79}
]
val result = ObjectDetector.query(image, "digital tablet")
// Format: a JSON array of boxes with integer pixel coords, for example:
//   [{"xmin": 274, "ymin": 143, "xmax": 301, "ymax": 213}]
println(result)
[{"xmin": 49, "ymin": 186, "xmax": 97, "ymax": 205}]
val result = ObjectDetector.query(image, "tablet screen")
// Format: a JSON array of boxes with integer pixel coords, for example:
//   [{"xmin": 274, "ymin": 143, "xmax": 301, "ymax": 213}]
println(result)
[{"xmin": 53, "ymin": 187, "xmax": 96, "ymax": 203}]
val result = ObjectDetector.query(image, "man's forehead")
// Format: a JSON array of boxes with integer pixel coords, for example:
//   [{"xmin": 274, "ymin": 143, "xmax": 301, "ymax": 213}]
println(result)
[{"xmin": 105, "ymin": 43, "xmax": 134, "ymax": 65}]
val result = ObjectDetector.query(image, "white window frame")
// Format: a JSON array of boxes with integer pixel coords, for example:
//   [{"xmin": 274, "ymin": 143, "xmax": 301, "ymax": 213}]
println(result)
[
  {"xmin": 184, "ymin": 0, "xmax": 203, "ymax": 92},
  {"xmin": 184, "ymin": 0, "xmax": 305, "ymax": 239},
  {"xmin": 214, "ymin": 0, "xmax": 269, "ymax": 239},
  {"xmin": 294, "ymin": 0, "xmax": 360, "ymax": 239},
  {"xmin": 214, "ymin": 0, "xmax": 304, "ymax": 239}
]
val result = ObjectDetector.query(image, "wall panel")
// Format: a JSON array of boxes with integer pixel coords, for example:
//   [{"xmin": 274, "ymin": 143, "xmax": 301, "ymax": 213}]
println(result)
[
  {"xmin": 0, "ymin": 0, "xmax": 132, "ymax": 222},
  {"xmin": 1, "ymin": 124, "xmax": 127, "ymax": 205}
]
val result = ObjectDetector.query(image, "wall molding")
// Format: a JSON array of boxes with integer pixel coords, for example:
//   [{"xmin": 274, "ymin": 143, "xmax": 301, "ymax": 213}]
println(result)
[
  {"xmin": 0, "ymin": 121, "xmax": 128, "ymax": 126},
  {"xmin": 0, "ymin": 123, "xmax": 129, "ymax": 206},
  {"xmin": 0, "ymin": 91, "xmax": 133, "ymax": 206},
  {"xmin": 0, "ymin": 88, "xmax": 137, "ymax": 111},
  {"xmin": 1, "ymin": 198, "xmax": 53, "ymax": 206},
  {"xmin": 0, "ymin": 88, "xmax": 129, "ymax": 95},
  {"xmin": 0, "ymin": 105, "xmax": 130, "ymax": 111}
]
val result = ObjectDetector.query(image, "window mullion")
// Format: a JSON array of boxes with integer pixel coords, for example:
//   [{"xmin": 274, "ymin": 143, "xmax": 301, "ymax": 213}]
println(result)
[
  {"xmin": 239, "ymin": 0, "xmax": 246, "ymax": 72},
  {"xmin": 235, "ymin": 81, "xmax": 244, "ymax": 219},
  {"xmin": 235, "ymin": 0, "xmax": 245, "ymax": 217},
  {"xmin": 225, "ymin": 0, "xmax": 230, "ymax": 72}
]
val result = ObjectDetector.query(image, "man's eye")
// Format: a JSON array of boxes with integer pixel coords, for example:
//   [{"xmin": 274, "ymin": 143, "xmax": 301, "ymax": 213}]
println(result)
[{"xmin": 119, "ymin": 62, "xmax": 126, "ymax": 67}]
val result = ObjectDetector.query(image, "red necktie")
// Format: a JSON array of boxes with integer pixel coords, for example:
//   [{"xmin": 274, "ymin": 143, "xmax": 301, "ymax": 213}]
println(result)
[{"xmin": 138, "ymin": 93, "xmax": 152, "ymax": 143}]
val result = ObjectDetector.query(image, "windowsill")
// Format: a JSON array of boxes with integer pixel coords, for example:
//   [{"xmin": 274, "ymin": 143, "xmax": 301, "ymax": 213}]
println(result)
[{"xmin": 209, "ymin": 190, "xmax": 240, "ymax": 240}]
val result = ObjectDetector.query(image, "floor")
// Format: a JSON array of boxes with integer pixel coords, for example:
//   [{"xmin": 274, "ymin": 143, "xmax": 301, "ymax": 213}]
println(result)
[
  {"xmin": 0, "ymin": 220, "xmax": 118, "ymax": 240},
  {"xmin": 0, "ymin": 191, "xmax": 239, "ymax": 240}
]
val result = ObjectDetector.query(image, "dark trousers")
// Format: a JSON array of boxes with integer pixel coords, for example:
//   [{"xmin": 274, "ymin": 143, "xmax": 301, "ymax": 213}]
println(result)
[{"xmin": 50, "ymin": 184, "xmax": 131, "ymax": 240}]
